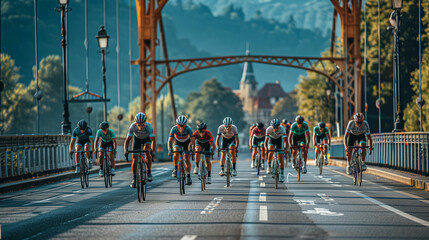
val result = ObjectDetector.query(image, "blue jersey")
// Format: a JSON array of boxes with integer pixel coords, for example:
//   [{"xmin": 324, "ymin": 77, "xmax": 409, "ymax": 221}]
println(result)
[
  {"xmin": 72, "ymin": 127, "xmax": 93, "ymax": 141},
  {"xmin": 169, "ymin": 125, "xmax": 193, "ymax": 143}
]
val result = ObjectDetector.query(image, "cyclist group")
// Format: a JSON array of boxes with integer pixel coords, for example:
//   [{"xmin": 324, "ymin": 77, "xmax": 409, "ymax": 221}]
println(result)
[{"xmin": 68, "ymin": 111, "xmax": 372, "ymax": 188}]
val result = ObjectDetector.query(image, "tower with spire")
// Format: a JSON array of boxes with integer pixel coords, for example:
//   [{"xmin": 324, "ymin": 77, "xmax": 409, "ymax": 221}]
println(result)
[{"xmin": 239, "ymin": 43, "xmax": 258, "ymax": 124}]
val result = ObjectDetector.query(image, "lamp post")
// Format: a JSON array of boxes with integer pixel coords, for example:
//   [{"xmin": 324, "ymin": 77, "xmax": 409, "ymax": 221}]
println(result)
[
  {"xmin": 96, "ymin": 25, "xmax": 109, "ymax": 121},
  {"xmin": 55, "ymin": 0, "xmax": 71, "ymax": 134},
  {"xmin": 160, "ymin": 94, "xmax": 165, "ymax": 144},
  {"xmin": 326, "ymin": 89, "xmax": 332, "ymax": 124},
  {"xmin": 391, "ymin": 0, "xmax": 404, "ymax": 132}
]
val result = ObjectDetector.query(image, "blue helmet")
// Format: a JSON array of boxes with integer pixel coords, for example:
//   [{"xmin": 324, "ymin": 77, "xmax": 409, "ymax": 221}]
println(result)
[
  {"xmin": 270, "ymin": 119, "xmax": 280, "ymax": 127},
  {"xmin": 176, "ymin": 115, "xmax": 188, "ymax": 125},
  {"xmin": 135, "ymin": 112, "xmax": 147, "ymax": 124},
  {"xmin": 77, "ymin": 119, "xmax": 87, "ymax": 130}
]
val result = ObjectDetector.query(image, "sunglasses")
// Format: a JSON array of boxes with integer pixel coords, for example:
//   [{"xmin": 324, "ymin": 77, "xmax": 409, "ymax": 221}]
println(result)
[
  {"xmin": 137, "ymin": 124, "xmax": 145, "ymax": 127},
  {"xmin": 178, "ymin": 124, "xmax": 185, "ymax": 127},
  {"xmin": 198, "ymin": 130, "xmax": 205, "ymax": 133},
  {"xmin": 355, "ymin": 121, "xmax": 363, "ymax": 125},
  {"xmin": 273, "ymin": 127, "xmax": 279, "ymax": 129},
  {"xmin": 225, "ymin": 125, "xmax": 232, "ymax": 129}
]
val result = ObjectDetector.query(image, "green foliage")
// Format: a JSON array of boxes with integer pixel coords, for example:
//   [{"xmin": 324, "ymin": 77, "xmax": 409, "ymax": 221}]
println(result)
[
  {"xmin": 107, "ymin": 106, "xmax": 130, "ymax": 137},
  {"xmin": 0, "ymin": 53, "xmax": 35, "ymax": 134},
  {"xmin": 156, "ymin": 93, "xmax": 185, "ymax": 142},
  {"xmin": 185, "ymin": 78, "xmax": 245, "ymax": 134},
  {"xmin": 271, "ymin": 92, "xmax": 298, "ymax": 121}
]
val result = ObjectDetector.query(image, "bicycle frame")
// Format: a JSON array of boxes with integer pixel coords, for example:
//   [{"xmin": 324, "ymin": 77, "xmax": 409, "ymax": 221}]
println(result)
[
  {"xmin": 219, "ymin": 148, "xmax": 233, "ymax": 187},
  {"xmin": 315, "ymin": 143, "xmax": 329, "ymax": 175},
  {"xmin": 98, "ymin": 147, "xmax": 115, "ymax": 188},
  {"xmin": 348, "ymin": 145, "xmax": 371, "ymax": 186},
  {"xmin": 195, "ymin": 150, "xmax": 212, "ymax": 191},
  {"xmin": 127, "ymin": 147, "xmax": 151, "ymax": 202},
  {"xmin": 291, "ymin": 141, "xmax": 307, "ymax": 182},
  {"xmin": 70, "ymin": 150, "xmax": 92, "ymax": 189},
  {"xmin": 171, "ymin": 147, "xmax": 186, "ymax": 195},
  {"xmin": 268, "ymin": 149, "xmax": 281, "ymax": 189}
]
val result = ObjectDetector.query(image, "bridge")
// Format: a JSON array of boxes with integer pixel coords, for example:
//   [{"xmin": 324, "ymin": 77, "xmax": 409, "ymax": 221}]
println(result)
[{"xmin": 1, "ymin": 0, "xmax": 428, "ymax": 239}]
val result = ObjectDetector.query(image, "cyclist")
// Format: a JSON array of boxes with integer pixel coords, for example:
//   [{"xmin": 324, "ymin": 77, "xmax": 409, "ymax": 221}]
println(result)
[
  {"xmin": 313, "ymin": 122, "xmax": 331, "ymax": 166},
  {"xmin": 281, "ymin": 119, "xmax": 291, "ymax": 135},
  {"xmin": 250, "ymin": 122, "xmax": 266, "ymax": 169},
  {"xmin": 168, "ymin": 115, "xmax": 195, "ymax": 185},
  {"xmin": 344, "ymin": 112, "xmax": 373, "ymax": 174},
  {"xmin": 94, "ymin": 121, "xmax": 117, "ymax": 177},
  {"xmin": 69, "ymin": 120, "xmax": 94, "ymax": 173},
  {"xmin": 264, "ymin": 119, "xmax": 288, "ymax": 182},
  {"xmin": 191, "ymin": 122, "xmax": 215, "ymax": 184},
  {"xmin": 216, "ymin": 117, "xmax": 239, "ymax": 176},
  {"xmin": 124, "ymin": 112, "xmax": 156, "ymax": 188},
  {"xmin": 288, "ymin": 115, "xmax": 310, "ymax": 173}
]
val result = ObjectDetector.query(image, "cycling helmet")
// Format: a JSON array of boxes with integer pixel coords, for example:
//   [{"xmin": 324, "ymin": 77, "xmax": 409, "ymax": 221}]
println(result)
[
  {"xmin": 318, "ymin": 121, "xmax": 326, "ymax": 129},
  {"xmin": 135, "ymin": 112, "xmax": 147, "ymax": 124},
  {"xmin": 282, "ymin": 119, "xmax": 288, "ymax": 124},
  {"xmin": 295, "ymin": 115, "xmax": 304, "ymax": 124},
  {"xmin": 99, "ymin": 121, "xmax": 109, "ymax": 130},
  {"xmin": 176, "ymin": 115, "xmax": 188, "ymax": 125},
  {"xmin": 223, "ymin": 117, "xmax": 233, "ymax": 126},
  {"xmin": 257, "ymin": 122, "xmax": 264, "ymax": 129},
  {"xmin": 354, "ymin": 112, "xmax": 364, "ymax": 121},
  {"xmin": 270, "ymin": 119, "xmax": 280, "ymax": 127},
  {"xmin": 77, "ymin": 119, "xmax": 87, "ymax": 130},
  {"xmin": 197, "ymin": 122, "xmax": 207, "ymax": 130}
]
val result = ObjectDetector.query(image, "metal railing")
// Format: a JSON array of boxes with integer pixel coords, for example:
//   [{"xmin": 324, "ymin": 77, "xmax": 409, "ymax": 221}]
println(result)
[
  {"xmin": 0, "ymin": 135, "xmax": 126, "ymax": 182},
  {"xmin": 330, "ymin": 132, "xmax": 429, "ymax": 175}
]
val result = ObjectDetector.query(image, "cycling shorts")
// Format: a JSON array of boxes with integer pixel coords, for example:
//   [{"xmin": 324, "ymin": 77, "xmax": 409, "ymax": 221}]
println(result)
[
  {"xmin": 100, "ymin": 140, "xmax": 114, "ymax": 150},
  {"xmin": 174, "ymin": 139, "xmax": 191, "ymax": 154},
  {"xmin": 315, "ymin": 135, "xmax": 328, "ymax": 145},
  {"xmin": 196, "ymin": 141, "xmax": 212, "ymax": 156},
  {"xmin": 133, "ymin": 136, "xmax": 151, "ymax": 155},
  {"xmin": 252, "ymin": 136, "xmax": 265, "ymax": 148},
  {"xmin": 292, "ymin": 134, "xmax": 306, "ymax": 147},
  {"xmin": 76, "ymin": 139, "xmax": 91, "ymax": 148},
  {"xmin": 268, "ymin": 137, "xmax": 284, "ymax": 153},
  {"xmin": 221, "ymin": 137, "xmax": 236, "ymax": 149},
  {"xmin": 347, "ymin": 134, "xmax": 367, "ymax": 147}
]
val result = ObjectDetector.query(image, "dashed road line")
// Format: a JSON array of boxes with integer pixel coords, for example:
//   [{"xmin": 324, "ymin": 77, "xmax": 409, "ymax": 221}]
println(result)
[
  {"xmin": 260, "ymin": 182, "xmax": 266, "ymax": 187},
  {"xmin": 201, "ymin": 197, "xmax": 222, "ymax": 214},
  {"xmin": 259, "ymin": 206, "xmax": 268, "ymax": 221},
  {"xmin": 259, "ymin": 192, "xmax": 266, "ymax": 202},
  {"xmin": 181, "ymin": 235, "xmax": 197, "ymax": 240}
]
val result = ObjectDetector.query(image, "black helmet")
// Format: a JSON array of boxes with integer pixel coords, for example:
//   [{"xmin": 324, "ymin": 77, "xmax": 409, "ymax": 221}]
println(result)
[
  {"xmin": 197, "ymin": 122, "xmax": 207, "ymax": 130},
  {"xmin": 99, "ymin": 121, "xmax": 109, "ymax": 130},
  {"xmin": 318, "ymin": 121, "xmax": 326, "ymax": 129},
  {"xmin": 257, "ymin": 122, "xmax": 264, "ymax": 129},
  {"xmin": 282, "ymin": 119, "xmax": 288, "ymax": 124},
  {"xmin": 77, "ymin": 119, "xmax": 87, "ymax": 130},
  {"xmin": 295, "ymin": 115, "xmax": 304, "ymax": 124}
]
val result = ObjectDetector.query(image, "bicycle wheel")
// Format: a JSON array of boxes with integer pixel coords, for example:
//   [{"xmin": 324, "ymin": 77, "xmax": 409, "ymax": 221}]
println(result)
[
  {"xmin": 200, "ymin": 159, "xmax": 205, "ymax": 191},
  {"xmin": 80, "ymin": 157, "xmax": 85, "ymax": 189},
  {"xmin": 108, "ymin": 158, "xmax": 113, "ymax": 188},
  {"xmin": 256, "ymin": 151, "xmax": 260, "ymax": 176},
  {"xmin": 357, "ymin": 155, "xmax": 363, "ymax": 186},
  {"xmin": 352, "ymin": 152, "xmax": 358, "ymax": 185},
  {"xmin": 274, "ymin": 158, "xmax": 278, "ymax": 189},
  {"xmin": 142, "ymin": 162, "xmax": 147, "ymax": 200},
  {"xmin": 181, "ymin": 161, "xmax": 186, "ymax": 195},
  {"xmin": 318, "ymin": 152, "xmax": 323, "ymax": 175},
  {"xmin": 226, "ymin": 158, "xmax": 231, "ymax": 187},
  {"xmin": 137, "ymin": 161, "xmax": 143, "ymax": 202},
  {"xmin": 103, "ymin": 156, "xmax": 109, "ymax": 188},
  {"xmin": 84, "ymin": 157, "xmax": 89, "ymax": 188},
  {"xmin": 298, "ymin": 149, "xmax": 302, "ymax": 182}
]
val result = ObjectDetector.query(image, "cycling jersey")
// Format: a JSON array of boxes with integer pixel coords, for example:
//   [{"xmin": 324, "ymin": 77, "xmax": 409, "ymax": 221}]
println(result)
[
  {"xmin": 266, "ymin": 126, "xmax": 286, "ymax": 139},
  {"xmin": 96, "ymin": 129, "xmax": 116, "ymax": 142},
  {"xmin": 192, "ymin": 130, "xmax": 214, "ymax": 144},
  {"xmin": 249, "ymin": 125, "xmax": 256, "ymax": 137},
  {"xmin": 217, "ymin": 124, "xmax": 238, "ymax": 139},
  {"xmin": 346, "ymin": 120, "xmax": 370, "ymax": 135},
  {"xmin": 127, "ymin": 122, "xmax": 155, "ymax": 139},
  {"xmin": 280, "ymin": 122, "xmax": 291, "ymax": 130},
  {"xmin": 170, "ymin": 125, "xmax": 193, "ymax": 142},
  {"xmin": 250, "ymin": 127, "xmax": 266, "ymax": 138},
  {"xmin": 72, "ymin": 127, "xmax": 93, "ymax": 141},
  {"xmin": 313, "ymin": 126, "xmax": 329, "ymax": 137},
  {"xmin": 290, "ymin": 121, "xmax": 309, "ymax": 136}
]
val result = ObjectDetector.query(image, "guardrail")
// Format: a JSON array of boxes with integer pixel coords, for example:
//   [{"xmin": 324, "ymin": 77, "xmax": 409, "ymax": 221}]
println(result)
[
  {"xmin": 330, "ymin": 132, "xmax": 429, "ymax": 175},
  {"xmin": 0, "ymin": 135, "xmax": 127, "ymax": 182}
]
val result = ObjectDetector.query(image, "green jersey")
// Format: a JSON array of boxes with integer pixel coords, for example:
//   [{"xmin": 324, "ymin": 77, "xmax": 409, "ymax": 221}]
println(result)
[
  {"xmin": 290, "ymin": 121, "xmax": 309, "ymax": 135},
  {"xmin": 313, "ymin": 126, "xmax": 329, "ymax": 136},
  {"xmin": 96, "ymin": 129, "xmax": 116, "ymax": 142}
]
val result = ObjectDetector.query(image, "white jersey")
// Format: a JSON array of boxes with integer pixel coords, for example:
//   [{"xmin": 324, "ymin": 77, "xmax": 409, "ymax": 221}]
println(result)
[
  {"xmin": 266, "ymin": 126, "xmax": 286, "ymax": 139},
  {"xmin": 217, "ymin": 124, "xmax": 238, "ymax": 139},
  {"xmin": 346, "ymin": 120, "xmax": 371, "ymax": 136}
]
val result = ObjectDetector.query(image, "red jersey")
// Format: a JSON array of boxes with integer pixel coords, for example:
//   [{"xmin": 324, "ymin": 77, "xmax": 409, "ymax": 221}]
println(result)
[{"xmin": 192, "ymin": 130, "xmax": 214, "ymax": 144}]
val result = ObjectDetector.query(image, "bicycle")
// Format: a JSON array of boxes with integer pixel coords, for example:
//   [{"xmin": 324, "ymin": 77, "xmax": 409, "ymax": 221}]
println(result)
[
  {"xmin": 70, "ymin": 150, "xmax": 92, "ymax": 189},
  {"xmin": 315, "ymin": 143, "xmax": 329, "ymax": 175},
  {"xmin": 171, "ymin": 147, "xmax": 187, "ymax": 195},
  {"xmin": 348, "ymin": 145, "xmax": 372, "ymax": 186},
  {"xmin": 219, "ymin": 148, "xmax": 234, "ymax": 187},
  {"xmin": 194, "ymin": 150, "xmax": 213, "ymax": 191},
  {"xmin": 268, "ymin": 149, "xmax": 281, "ymax": 189},
  {"xmin": 97, "ymin": 147, "xmax": 115, "ymax": 188},
  {"xmin": 255, "ymin": 145, "xmax": 263, "ymax": 176},
  {"xmin": 126, "ymin": 147, "xmax": 152, "ymax": 202},
  {"xmin": 291, "ymin": 141, "xmax": 307, "ymax": 182}
]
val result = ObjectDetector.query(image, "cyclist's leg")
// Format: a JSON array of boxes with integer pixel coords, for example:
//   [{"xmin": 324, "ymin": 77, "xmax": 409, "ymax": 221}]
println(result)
[
  {"xmin": 143, "ymin": 143, "xmax": 152, "ymax": 170},
  {"xmin": 267, "ymin": 144, "xmax": 275, "ymax": 171},
  {"xmin": 173, "ymin": 145, "xmax": 180, "ymax": 166},
  {"xmin": 229, "ymin": 144, "xmax": 236, "ymax": 164},
  {"xmin": 260, "ymin": 140, "xmax": 266, "ymax": 161},
  {"xmin": 251, "ymin": 136, "xmax": 257, "ymax": 161},
  {"xmin": 184, "ymin": 153, "xmax": 192, "ymax": 174},
  {"xmin": 84, "ymin": 142, "xmax": 91, "ymax": 159},
  {"xmin": 195, "ymin": 145, "xmax": 202, "ymax": 167},
  {"xmin": 99, "ymin": 148, "xmax": 105, "ymax": 167},
  {"xmin": 75, "ymin": 143, "xmax": 83, "ymax": 165},
  {"xmin": 360, "ymin": 138, "xmax": 367, "ymax": 162},
  {"xmin": 277, "ymin": 139, "xmax": 285, "ymax": 169}
]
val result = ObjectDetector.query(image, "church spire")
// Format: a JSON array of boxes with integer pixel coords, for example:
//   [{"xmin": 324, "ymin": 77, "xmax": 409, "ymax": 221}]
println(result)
[{"xmin": 241, "ymin": 42, "xmax": 256, "ymax": 84}]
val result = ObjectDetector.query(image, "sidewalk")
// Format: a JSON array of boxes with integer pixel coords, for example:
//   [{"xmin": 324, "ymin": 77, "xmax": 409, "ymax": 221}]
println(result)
[{"xmin": 326, "ymin": 158, "xmax": 429, "ymax": 192}]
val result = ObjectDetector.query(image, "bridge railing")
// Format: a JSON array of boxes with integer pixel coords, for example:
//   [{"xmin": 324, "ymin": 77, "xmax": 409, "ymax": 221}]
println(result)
[
  {"xmin": 330, "ymin": 132, "xmax": 429, "ymax": 176},
  {"xmin": 0, "ymin": 135, "xmax": 126, "ymax": 182}
]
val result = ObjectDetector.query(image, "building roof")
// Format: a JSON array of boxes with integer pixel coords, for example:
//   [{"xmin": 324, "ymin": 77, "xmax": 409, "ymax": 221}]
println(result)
[
  {"xmin": 257, "ymin": 82, "xmax": 287, "ymax": 109},
  {"xmin": 240, "ymin": 45, "xmax": 257, "ymax": 84}
]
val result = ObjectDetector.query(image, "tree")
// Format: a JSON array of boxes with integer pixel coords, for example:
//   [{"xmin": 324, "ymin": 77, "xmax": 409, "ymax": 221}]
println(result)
[
  {"xmin": 271, "ymin": 92, "xmax": 298, "ymax": 122},
  {"xmin": 185, "ymin": 78, "xmax": 245, "ymax": 134},
  {"xmin": 0, "ymin": 53, "xmax": 35, "ymax": 134},
  {"xmin": 156, "ymin": 92, "xmax": 185, "ymax": 143},
  {"xmin": 107, "ymin": 106, "xmax": 130, "ymax": 137}
]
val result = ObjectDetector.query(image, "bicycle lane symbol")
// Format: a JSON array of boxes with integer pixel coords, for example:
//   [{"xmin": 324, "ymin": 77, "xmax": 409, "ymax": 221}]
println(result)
[{"xmin": 302, "ymin": 208, "xmax": 344, "ymax": 216}]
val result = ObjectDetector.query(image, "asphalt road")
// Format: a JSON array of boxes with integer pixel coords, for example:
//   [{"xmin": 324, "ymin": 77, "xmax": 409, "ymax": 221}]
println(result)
[{"xmin": 1, "ymin": 156, "xmax": 429, "ymax": 240}]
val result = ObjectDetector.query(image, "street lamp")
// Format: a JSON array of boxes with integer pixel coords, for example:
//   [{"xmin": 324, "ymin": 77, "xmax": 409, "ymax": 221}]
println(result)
[
  {"xmin": 96, "ymin": 25, "xmax": 109, "ymax": 121},
  {"xmin": 390, "ymin": 0, "xmax": 404, "ymax": 132},
  {"xmin": 55, "ymin": 0, "xmax": 71, "ymax": 134},
  {"xmin": 326, "ymin": 89, "xmax": 332, "ymax": 124}
]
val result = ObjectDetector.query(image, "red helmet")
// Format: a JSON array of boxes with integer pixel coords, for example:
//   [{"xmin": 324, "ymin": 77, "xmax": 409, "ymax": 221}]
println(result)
[{"xmin": 354, "ymin": 112, "xmax": 364, "ymax": 121}]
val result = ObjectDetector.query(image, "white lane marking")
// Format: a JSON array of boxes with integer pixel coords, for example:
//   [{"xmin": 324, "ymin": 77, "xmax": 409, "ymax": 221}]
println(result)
[
  {"xmin": 380, "ymin": 186, "xmax": 429, "ymax": 205},
  {"xmin": 317, "ymin": 193, "xmax": 336, "ymax": 205},
  {"xmin": 259, "ymin": 176, "xmax": 264, "ymax": 181},
  {"xmin": 62, "ymin": 194, "xmax": 75, "ymax": 198},
  {"xmin": 259, "ymin": 206, "xmax": 268, "ymax": 221},
  {"xmin": 1, "ymin": 182, "xmax": 78, "ymax": 203},
  {"xmin": 23, "ymin": 196, "xmax": 62, "ymax": 206},
  {"xmin": 260, "ymin": 182, "xmax": 266, "ymax": 187},
  {"xmin": 350, "ymin": 190, "xmax": 429, "ymax": 227},
  {"xmin": 303, "ymin": 208, "xmax": 344, "ymax": 216},
  {"xmin": 201, "ymin": 197, "xmax": 223, "ymax": 214},
  {"xmin": 296, "ymin": 200, "xmax": 316, "ymax": 205},
  {"xmin": 259, "ymin": 193, "xmax": 266, "ymax": 202},
  {"xmin": 181, "ymin": 235, "xmax": 197, "ymax": 240}
]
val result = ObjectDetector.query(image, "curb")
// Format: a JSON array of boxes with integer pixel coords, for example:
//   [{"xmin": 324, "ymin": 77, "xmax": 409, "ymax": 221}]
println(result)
[
  {"xmin": 328, "ymin": 158, "xmax": 429, "ymax": 192},
  {"xmin": 0, "ymin": 162, "xmax": 131, "ymax": 194}
]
